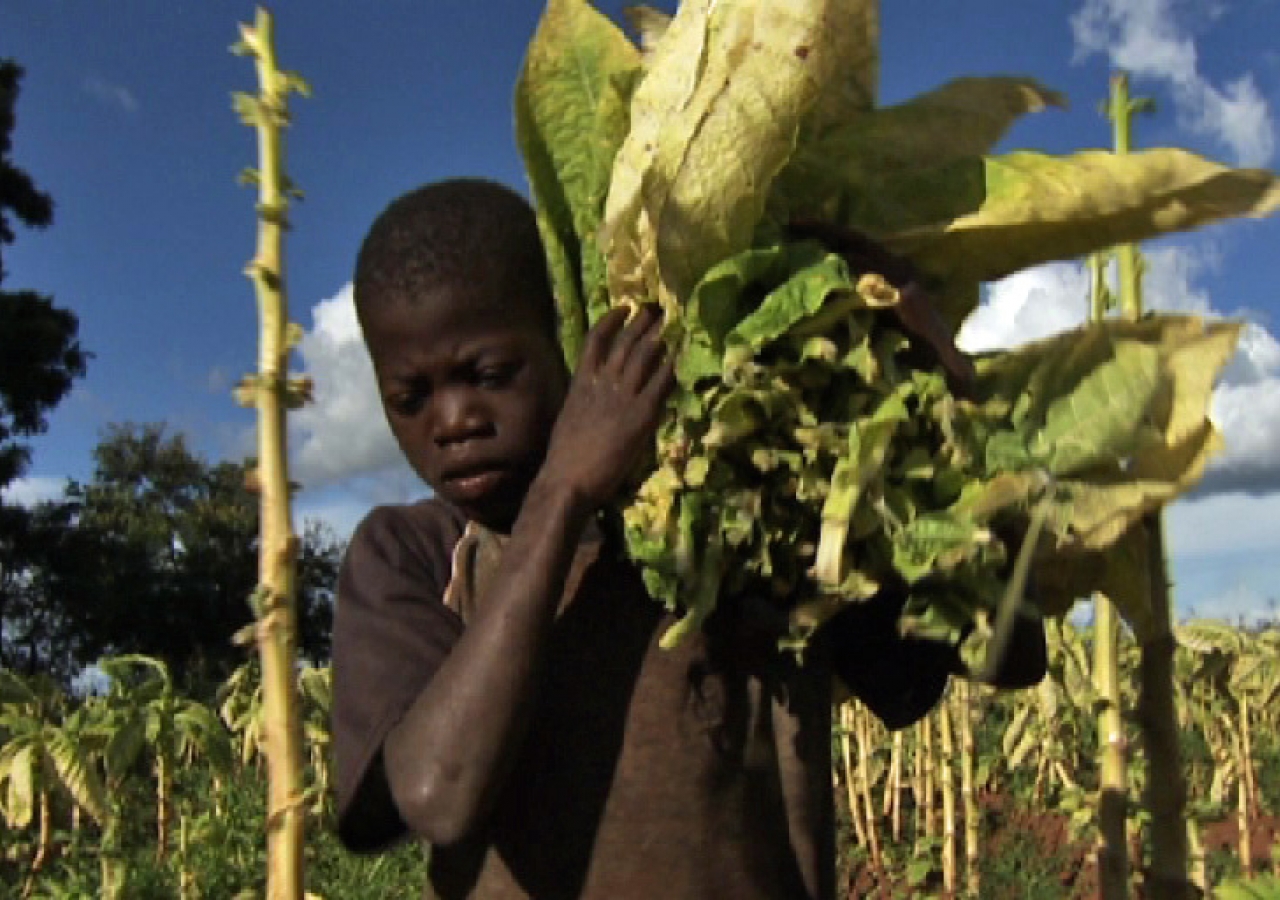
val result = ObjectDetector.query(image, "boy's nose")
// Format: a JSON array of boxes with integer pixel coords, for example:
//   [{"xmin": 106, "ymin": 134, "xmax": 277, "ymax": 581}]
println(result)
[{"xmin": 432, "ymin": 391, "xmax": 488, "ymax": 446}]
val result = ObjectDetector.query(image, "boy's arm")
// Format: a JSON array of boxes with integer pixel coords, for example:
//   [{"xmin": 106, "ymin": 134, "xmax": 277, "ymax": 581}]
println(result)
[{"xmin": 381, "ymin": 306, "xmax": 674, "ymax": 847}]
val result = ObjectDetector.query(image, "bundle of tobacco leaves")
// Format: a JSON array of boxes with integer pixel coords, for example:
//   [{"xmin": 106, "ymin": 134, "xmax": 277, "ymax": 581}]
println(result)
[{"xmin": 514, "ymin": 0, "xmax": 1277, "ymax": 664}]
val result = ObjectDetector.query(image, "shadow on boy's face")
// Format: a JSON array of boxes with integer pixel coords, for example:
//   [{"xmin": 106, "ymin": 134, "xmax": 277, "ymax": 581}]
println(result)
[{"xmin": 362, "ymin": 283, "xmax": 568, "ymax": 532}]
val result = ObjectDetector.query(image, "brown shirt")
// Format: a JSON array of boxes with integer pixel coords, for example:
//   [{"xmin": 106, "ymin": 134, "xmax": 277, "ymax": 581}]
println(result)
[{"xmin": 332, "ymin": 499, "xmax": 841, "ymax": 900}]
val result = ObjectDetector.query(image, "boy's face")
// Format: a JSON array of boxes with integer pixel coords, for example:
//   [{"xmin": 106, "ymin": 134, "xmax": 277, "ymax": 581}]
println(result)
[{"xmin": 362, "ymin": 282, "xmax": 568, "ymax": 532}]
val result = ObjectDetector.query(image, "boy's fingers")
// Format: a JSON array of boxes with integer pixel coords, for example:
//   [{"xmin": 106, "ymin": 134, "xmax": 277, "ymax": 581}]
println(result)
[
  {"xmin": 604, "ymin": 304, "xmax": 661, "ymax": 374},
  {"xmin": 620, "ymin": 328, "xmax": 669, "ymax": 392},
  {"xmin": 579, "ymin": 306, "xmax": 629, "ymax": 372},
  {"xmin": 638, "ymin": 351, "xmax": 677, "ymax": 413}
]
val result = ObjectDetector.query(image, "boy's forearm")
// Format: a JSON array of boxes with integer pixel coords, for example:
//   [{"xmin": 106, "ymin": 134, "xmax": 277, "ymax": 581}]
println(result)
[{"xmin": 383, "ymin": 475, "xmax": 594, "ymax": 845}]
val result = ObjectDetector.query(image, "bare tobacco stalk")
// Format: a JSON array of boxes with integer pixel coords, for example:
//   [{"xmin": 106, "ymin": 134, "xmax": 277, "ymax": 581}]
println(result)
[
  {"xmin": 838, "ymin": 704, "xmax": 868, "ymax": 850},
  {"xmin": 957, "ymin": 681, "xmax": 981, "ymax": 899},
  {"xmin": 853, "ymin": 705, "xmax": 883, "ymax": 872},
  {"xmin": 1104, "ymin": 71, "xmax": 1190, "ymax": 900},
  {"xmin": 232, "ymin": 9, "xmax": 311, "ymax": 899},
  {"xmin": 1089, "ymin": 249, "xmax": 1131, "ymax": 900},
  {"xmin": 937, "ymin": 695, "xmax": 957, "ymax": 896}
]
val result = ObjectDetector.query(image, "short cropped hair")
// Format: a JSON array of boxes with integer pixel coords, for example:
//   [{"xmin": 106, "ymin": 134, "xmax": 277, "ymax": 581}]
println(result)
[{"xmin": 354, "ymin": 178, "xmax": 556, "ymax": 334}]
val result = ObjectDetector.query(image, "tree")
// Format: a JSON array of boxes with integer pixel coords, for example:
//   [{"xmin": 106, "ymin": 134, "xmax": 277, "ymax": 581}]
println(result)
[
  {"xmin": 1, "ymin": 424, "xmax": 341, "ymax": 693},
  {"xmin": 0, "ymin": 59, "xmax": 88, "ymax": 491},
  {"xmin": 0, "ymin": 60, "xmax": 89, "ymax": 686}
]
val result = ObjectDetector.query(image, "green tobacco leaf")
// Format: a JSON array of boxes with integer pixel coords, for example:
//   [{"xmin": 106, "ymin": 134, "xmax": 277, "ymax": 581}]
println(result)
[
  {"xmin": 973, "ymin": 317, "xmax": 1227, "ymax": 479},
  {"xmin": 1029, "ymin": 337, "xmax": 1161, "ymax": 476},
  {"xmin": 678, "ymin": 243, "xmax": 812, "ymax": 385},
  {"xmin": 516, "ymin": 0, "xmax": 641, "ymax": 364},
  {"xmin": 726, "ymin": 247, "xmax": 851, "ymax": 353},
  {"xmin": 48, "ymin": 729, "xmax": 110, "ymax": 825},
  {"xmin": 884, "ymin": 148, "xmax": 1280, "ymax": 285},
  {"xmin": 601, "ymin": 0, "xmax": 862, "ymax": 309},
  {"xmin": 778, "ymin": 76, "xmax": 1064, "ymax": 205}
]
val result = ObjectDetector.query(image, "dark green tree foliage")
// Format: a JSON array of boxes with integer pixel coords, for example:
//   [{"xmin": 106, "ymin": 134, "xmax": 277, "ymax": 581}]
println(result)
[
  {"xmin": 0, "ymin": 59, "xmax": 87, "ymax": 490},
  {"xmin": 1, "ymin": 425, "xmax": 340, "ymax": 694},
  {"xmin": 0, "ymin": 59, "xmax": 90, "ymax": 687}
]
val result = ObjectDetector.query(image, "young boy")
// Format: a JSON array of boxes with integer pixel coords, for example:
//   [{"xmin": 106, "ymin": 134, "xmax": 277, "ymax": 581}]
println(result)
[{"xmin": 332, "ymin": 178, "xmax": 1045, "ymax": 899}]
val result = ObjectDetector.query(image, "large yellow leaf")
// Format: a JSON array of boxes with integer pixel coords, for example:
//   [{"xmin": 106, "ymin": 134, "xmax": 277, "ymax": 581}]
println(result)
[
  {"xmin": 601, "ymin": 0, "xmax": 864, "ymax": 310},
  {"xmin": 1, "ymin": 742, "xmax": 35, "ymax": 828},
  {"xmin": 1146, "ymin": 317, "xmax": 1242, "ymax": 448},
  {"xmin": 801, "ymin": 0, "xmax": 878, "ymax": 133},
  {"xmin": 886, "ymin": 148, "xmax": 1280, "ymax": 284},
  {"xmin": 48, "ymin": 730, "xmax": 110, "ymax": 826}
]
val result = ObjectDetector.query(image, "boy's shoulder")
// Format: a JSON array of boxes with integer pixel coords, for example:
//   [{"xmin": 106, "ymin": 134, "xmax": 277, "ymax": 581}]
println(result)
[
  {"xmin": 341, "ymin": 497, "xmax": 469, "ymax": 598},
  {"xmin": 350, "ymin": 496, "xmax": 468, "ymax": 555}
]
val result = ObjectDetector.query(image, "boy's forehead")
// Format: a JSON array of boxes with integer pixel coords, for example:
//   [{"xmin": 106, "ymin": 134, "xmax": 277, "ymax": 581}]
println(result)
[{"xmin": 363, "ymin": 286, "xmax": 554, "ymax": 362}]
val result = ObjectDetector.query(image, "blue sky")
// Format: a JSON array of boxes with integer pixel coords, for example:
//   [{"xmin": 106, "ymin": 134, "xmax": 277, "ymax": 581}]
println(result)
[{"xmin": 3, "ymin": 0, "xmax": 1279, "ymax": 623}]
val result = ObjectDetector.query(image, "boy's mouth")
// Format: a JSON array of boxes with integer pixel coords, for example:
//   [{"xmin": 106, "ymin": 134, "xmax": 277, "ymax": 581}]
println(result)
[{"xmin": 441, "ymin": 465, "xmax": 510, "ymax": 504}]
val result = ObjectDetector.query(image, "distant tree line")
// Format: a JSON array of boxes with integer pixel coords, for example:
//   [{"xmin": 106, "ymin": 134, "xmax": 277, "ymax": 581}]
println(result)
[{"xmin": 0, "ymin": 60, "xmax": 339, "ymax": 697}]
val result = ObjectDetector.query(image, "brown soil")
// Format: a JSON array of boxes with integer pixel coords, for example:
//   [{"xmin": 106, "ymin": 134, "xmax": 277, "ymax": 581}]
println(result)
[
  {"xmin": 1202, "ymin": 813, "xmax": 1280, "ymax": 877},
  {"xmin": 841, "ymin": 793, "xmax": 1278, "ymax": 899}
]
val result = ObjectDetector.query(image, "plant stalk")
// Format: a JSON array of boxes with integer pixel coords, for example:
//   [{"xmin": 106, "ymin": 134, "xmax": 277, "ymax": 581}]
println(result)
[
  {"xmin": 1106, "ymin": 70, "xmax": 1188, "ymax": 900},
  {"xmin": 937, "ymin": 695, "xmax": 957, "ymax": 896},
  {"xmin": 1094, "ymin": 593, "xmax": 1130, "ymax": 900},
  {"xmin": 235, "ymin": 9, "xmax": 309, "ymax": 898},
  {"xmin": 958, "ymin": 681, "xmax": 981, "ymax": 899}
]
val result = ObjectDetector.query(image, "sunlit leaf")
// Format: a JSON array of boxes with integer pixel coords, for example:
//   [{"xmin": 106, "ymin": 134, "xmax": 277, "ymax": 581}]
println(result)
[{"xmin": 887, "ymin": 149, "xmax": 1280, "ymax": 286}]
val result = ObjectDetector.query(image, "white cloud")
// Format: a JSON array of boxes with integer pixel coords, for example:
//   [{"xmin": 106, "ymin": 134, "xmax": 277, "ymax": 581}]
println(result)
[
  {"xmin": 1071, "ymin": 0, "xmax": 1276, "ymax": 166},
  {"xmin": 1167, "ymin": 490, "xmax": 1280, "ymax": 558},
  {"xmin": 81, "ymin": 74, "xmax": 139, "ymax": 114},
  {"xmin": 957, "ymin": 247, "xmax": 1280, "ymax": 495},
  {"xmin": 955, "ymin": 261, "xmax": 1092, "ymax": 352},
  {"xmin": 288, "ymin": 283, "xmax": 408, "ymax": 487},
  {"xmin": 1, "ymin": 475, "xmax": 66, "ymax": 507}
]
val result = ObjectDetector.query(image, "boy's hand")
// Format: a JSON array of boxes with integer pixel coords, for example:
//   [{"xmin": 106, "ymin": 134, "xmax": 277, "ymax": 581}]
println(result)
[{"xmin": 539, "ymin": 305, "xmax": 675, "ymax": 509}]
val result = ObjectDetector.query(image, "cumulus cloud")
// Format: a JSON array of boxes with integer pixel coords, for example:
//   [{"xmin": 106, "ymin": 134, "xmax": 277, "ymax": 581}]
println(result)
[
  {"xmin": 81, "ymin": 74, "xmax": 139, "ymax": 114},
  {"xmin": 1, "ymin": 475, "xmax": 66, "ymax": 507},
  {"xmin": 957, "ymin": 247, "xmax": 1280, "ymax": 495},
  {"xmin": 287, "ymin": 284, "xmax": 411, "ymax": 488},
  {"xmin": 1167, "ymin": 490, "xmax": 1280, "ymax": 558},
  {"xmin": 1071, "ymin": 0, "xmax": 1276, "ymax": 166}
]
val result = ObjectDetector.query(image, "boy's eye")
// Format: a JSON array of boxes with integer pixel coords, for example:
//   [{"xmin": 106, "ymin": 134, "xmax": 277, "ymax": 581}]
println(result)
[
  {"xmin": 472, "ymin": 363, "xmax": 519, "ymax": 389},
  {"xmin": 386, "ymin": 390, "xmax": 426, "ymax": 417}
]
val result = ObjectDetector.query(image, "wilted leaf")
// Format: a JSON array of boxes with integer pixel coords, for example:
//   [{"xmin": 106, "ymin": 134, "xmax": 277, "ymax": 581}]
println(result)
[
  {"xmin": 886, "ymin": 148, "xmax": 1280, "ymax": 285},
  {"xmin": 602, "ymin": 0, "xmax": 861, "ymax": 308},
  {"xmin": 776, "ymin": 76, "xmax": 1065, "ymax": 221}
]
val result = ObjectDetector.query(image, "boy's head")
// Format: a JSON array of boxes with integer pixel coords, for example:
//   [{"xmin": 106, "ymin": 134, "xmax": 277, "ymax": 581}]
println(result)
[{"xmin": 355, "ymin": 178, "xmax": 568, "ymax": 531}]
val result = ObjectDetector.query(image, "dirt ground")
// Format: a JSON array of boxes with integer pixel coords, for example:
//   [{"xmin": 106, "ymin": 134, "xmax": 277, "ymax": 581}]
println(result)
[{"xmin": 842, "ymin": 793, "xmax": 1278, "ymax": 899}]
